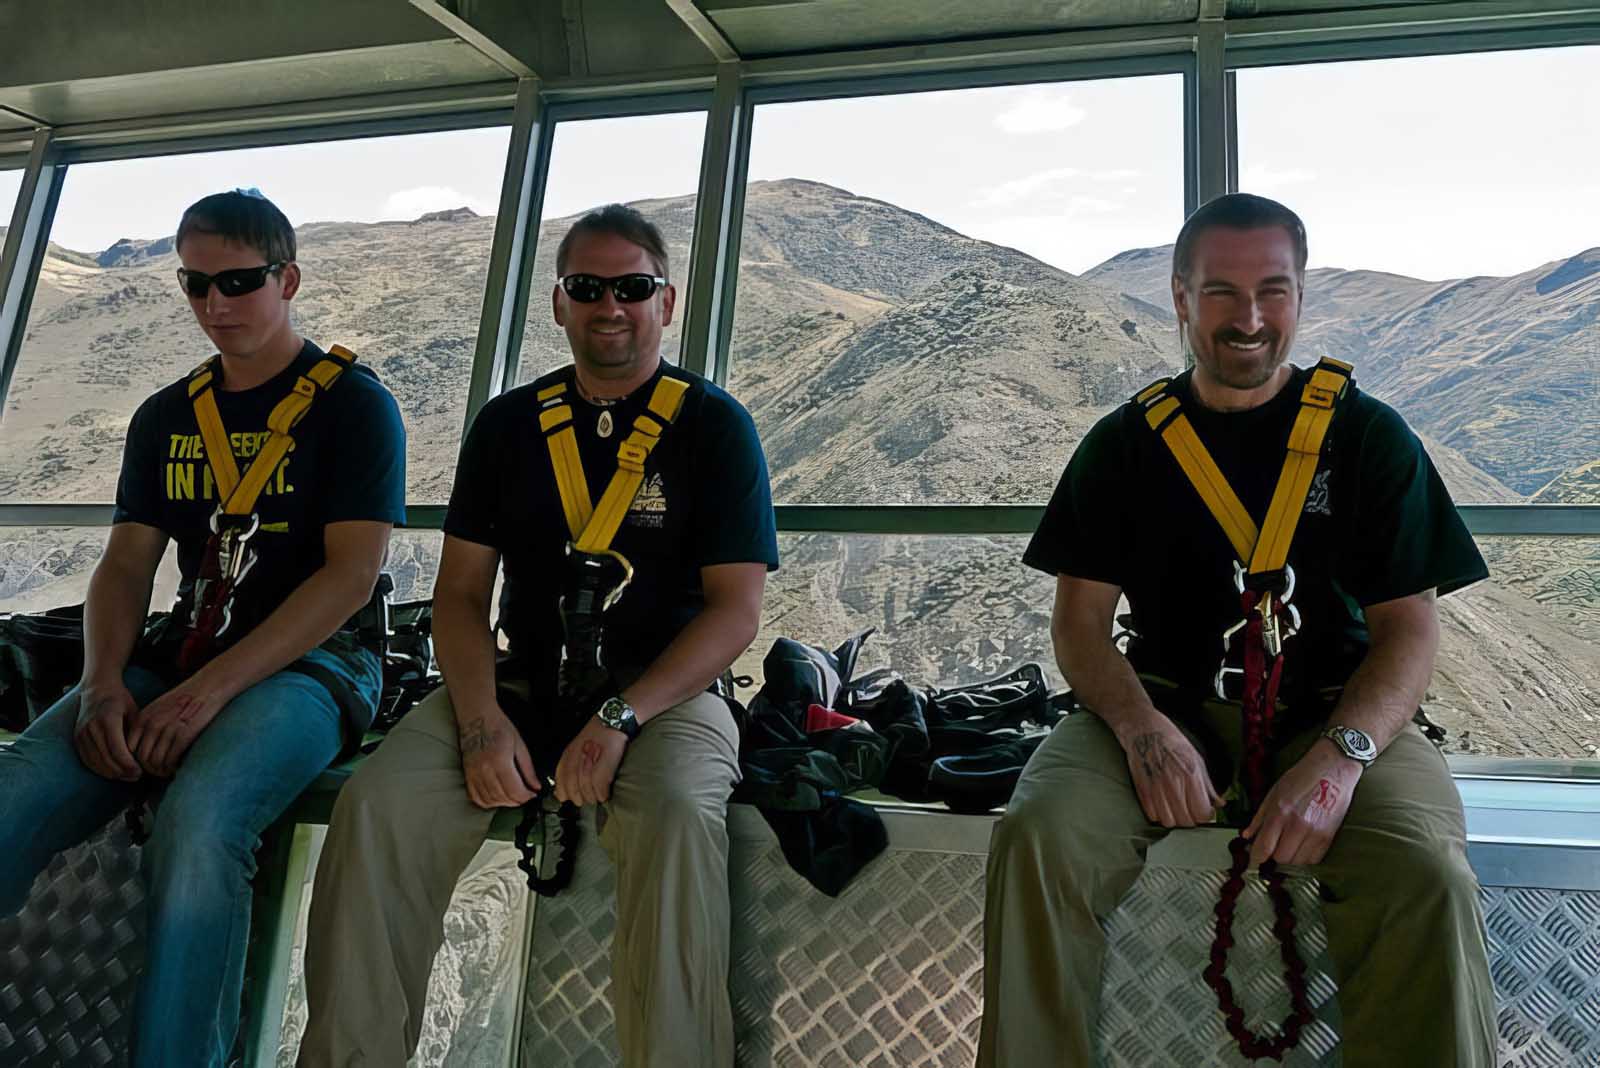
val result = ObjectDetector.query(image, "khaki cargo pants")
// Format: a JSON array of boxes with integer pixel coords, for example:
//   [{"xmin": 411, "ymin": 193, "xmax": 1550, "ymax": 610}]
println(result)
[
  {"xmin": 295, "ymin": 682, "xmax": 741, "ymax": 1068},
  {"xmin": 977, "ymin": 705, "xmax": 1498, "ymax": 1068}
]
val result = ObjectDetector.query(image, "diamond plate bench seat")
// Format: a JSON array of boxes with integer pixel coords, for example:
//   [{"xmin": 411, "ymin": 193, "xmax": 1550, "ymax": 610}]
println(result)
[{"xmin": 2, "ymin": 737, "xmax": 1597, "ymax": 1068}]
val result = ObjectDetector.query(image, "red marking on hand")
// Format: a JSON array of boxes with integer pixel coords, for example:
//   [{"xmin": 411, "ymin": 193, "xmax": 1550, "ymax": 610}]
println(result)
[{"xmin": 1312, "ymin": 778, "xmax": 1338, "ymax": 811}]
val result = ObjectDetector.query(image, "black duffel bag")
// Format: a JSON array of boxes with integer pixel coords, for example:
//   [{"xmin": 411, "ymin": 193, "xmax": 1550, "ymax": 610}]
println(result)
[{"xmin": 0, "ymin": 605, "xmax": 90, "ymax": 731}]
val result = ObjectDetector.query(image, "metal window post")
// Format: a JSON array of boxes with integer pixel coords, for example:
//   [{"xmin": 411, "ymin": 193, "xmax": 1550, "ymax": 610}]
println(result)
[
  {"xmin": 461, "ymin": 78, "xmax": 552, "ymax": 433},
  {"xmin": 1194, "ymin": 1, "xmax": 1230, "ymax": 206},
  {"xmin": 0, "ymin": 128, "xmax": 66, "ymax": 426},
  {"xmin": 680, "ymin": 63, "xmax": 749, "ymax": 386}
]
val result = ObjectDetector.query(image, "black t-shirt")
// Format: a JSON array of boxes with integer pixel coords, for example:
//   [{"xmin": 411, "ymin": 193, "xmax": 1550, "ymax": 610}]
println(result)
[
  {"xmin": 444, "ymin": 362, "xmax": 779, "ymax": 697},
  {"xmin": 114, "ymin": 340, "xmax": 407, "ymax": 647},
  {"xmin": 1024, "ymin": 364, "xmax": 1486, "ymax": 715}
]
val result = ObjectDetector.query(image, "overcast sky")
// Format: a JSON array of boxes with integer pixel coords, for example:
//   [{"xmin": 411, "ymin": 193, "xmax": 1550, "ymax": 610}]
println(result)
[{"xmin": 2, "ymin": 44, "xmax": 1595, "ymax": 282}]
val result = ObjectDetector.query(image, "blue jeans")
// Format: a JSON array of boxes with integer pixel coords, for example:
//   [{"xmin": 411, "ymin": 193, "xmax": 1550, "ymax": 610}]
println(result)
[{"xmin": 0, "ymin": 644, "xmax": 379, "ymax": 1068}]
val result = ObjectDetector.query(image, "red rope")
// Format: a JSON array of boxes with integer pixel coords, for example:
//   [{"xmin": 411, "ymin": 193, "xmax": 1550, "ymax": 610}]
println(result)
[
  {"xmin": 177, "ymin": 530, "xmax": 233, "ymax": 675},
  {"xmin": 1204, "ymin": 588, "xmax": 1316, "ymax": 1061}
]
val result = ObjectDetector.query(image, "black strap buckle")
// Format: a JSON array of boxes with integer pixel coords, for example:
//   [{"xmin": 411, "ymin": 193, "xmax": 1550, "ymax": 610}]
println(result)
[{"xmin": 514, "ymin": 796, "xmax": 582, "ymax": 897}]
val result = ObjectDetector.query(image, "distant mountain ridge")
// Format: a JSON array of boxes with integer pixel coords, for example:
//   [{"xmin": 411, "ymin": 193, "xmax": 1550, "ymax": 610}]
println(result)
[
  {"xmin": 1087, "ymin": 241, "xmax": 1600, "ymax": 497},
  {"xmin": 1, "ymin": 182, "xmax": 1594, "ymax": 758}
]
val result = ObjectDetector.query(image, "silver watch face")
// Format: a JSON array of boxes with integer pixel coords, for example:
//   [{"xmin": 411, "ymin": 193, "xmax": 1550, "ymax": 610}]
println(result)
[
  {"xmin": 1332, "ymin": 726, "xmax": 1377, "ymax": 763},
  {"xmin": 598, "ymin": 696, "xmax": 636, "ymax": 734}
]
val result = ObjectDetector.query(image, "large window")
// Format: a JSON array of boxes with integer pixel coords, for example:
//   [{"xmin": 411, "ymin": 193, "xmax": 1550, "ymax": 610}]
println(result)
[
  {"xmin": 0, "ymin": 169, "xmax": 21, "ymax": 231},
  {"xmin": 727, "ymin": 75, "xmax": 1186, "ymax": 505},
  {"xmin": 0, "ymin": 127, "xmax": 512, "ymax": 507},
  {"xmin": 740, "ymin": 533, "xmax": 1062, "ymax": 691},
  {"xmin": 1233, "ymin": 47, "xmax": 1600, "ymax": 762},
  {"xmin": 1237, "ymin": 46, "xmax": 1600, "ymax": 505},
  {"xmin": 517, "ymin": 110, "xmax": 708, "ymax": 385}
]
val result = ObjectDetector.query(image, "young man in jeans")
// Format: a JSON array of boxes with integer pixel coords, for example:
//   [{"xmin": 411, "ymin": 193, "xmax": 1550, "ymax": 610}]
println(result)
[{"xmin": 0, "ymin": 189, "xmax": 406, "ymax": 1068}]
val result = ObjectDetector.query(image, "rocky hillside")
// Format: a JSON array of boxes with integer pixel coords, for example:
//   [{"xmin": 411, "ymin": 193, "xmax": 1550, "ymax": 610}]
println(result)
[
  {"xmin": 2, "ymin": 181, "xmax": 1594, "ymax": 758},
  {"xmin": 1088, "ymin": 242, "xmax": 1600, "ymax": 499}
]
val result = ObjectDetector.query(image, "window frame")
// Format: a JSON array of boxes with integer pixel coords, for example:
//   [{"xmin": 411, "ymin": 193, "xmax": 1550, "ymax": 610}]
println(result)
[{"xmin": 0, "ymin": 20, "xmax": 1594, "ymax": 781}]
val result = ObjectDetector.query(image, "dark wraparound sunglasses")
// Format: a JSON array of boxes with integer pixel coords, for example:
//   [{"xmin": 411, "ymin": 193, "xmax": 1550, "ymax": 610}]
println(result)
[
  {"xmin": 560, "ymin": 273, "xmax": 667, "ymax": 303},
  {"xmin": 176, "ymin": 262, "xmax": 287, "ymax": 299}
]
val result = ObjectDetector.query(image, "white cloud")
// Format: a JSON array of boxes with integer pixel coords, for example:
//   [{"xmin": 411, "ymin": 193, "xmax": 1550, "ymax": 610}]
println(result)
[
  {"xmin": 974, "ymin": 167, "xmax": 1081, "ymax": 207},
  {"xmin": 1087, "ymin": 168, "xmax": 1142, "ymax": 181},
  {"xmin": 1238, "ymin": 166, "xmax": 1317, "ymax": 192},
  {"xmin": 381, "ymin": 185, "xmax": 496, "ymax": 220},
  {"xmin": 1068, "ymin": 195, "xmax": 1122, "ymax": 215},
  {"xmin": 994, "ymin": 90, "xmax": 1088, "ymax": 134}
]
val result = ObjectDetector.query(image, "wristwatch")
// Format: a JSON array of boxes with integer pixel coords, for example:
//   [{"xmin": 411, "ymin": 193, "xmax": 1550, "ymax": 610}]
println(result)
[
  {"xmin": 1322, "ymin": 725, "xmax": 1377, "ymax": 767},
  {"xmin": 595, "ymin": 695, "xmax": 641, "ymax": 740}
]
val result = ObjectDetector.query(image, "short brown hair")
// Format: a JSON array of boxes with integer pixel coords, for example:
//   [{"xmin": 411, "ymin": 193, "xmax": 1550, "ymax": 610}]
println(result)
[
  {"xmin": 176, "ymin": 189, "xmax": 296, "ymax": 264},
  {"xmin": 555, "ymin": 204, "xmax": 669, "ymax": 280},
  {"xmin": 1173, "ymin": 193, "xmax": 1307, "ymax": 286}
]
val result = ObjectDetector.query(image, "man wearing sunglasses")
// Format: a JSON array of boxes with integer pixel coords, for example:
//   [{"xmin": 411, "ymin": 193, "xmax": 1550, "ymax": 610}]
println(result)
[
  {"xmin": 298, "ymin": 204, "xmax": 778, "ymax": 1068},
  {"xmin": 0, "ymin": 189, "xmax": 405, "ymax": 1068}
]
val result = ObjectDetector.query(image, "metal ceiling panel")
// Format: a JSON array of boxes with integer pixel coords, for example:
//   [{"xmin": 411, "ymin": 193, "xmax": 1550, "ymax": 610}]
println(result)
[
  {"xmin": 575, "ymin": 0, "xmax": 734, "ymax": 72},
  {"xmin": 1227, "ymin": 0, "xmax": 1409, "ymax": 11},
  {"xmin": 698, "ymin": 0, "xmax": 1201, "ymax": 58},
  {"xmin": 0, "ymin": 0, "xmax": 454, "ymax": 87},
  {"xmin": 0, "ymin": 41, "xmax": 511, "ymax": 129}
]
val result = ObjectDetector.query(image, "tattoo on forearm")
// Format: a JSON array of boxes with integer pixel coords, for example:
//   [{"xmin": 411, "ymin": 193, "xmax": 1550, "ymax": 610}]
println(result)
[{"xmin": 460, "ymin": 719, "xmax": 497, "ymax": 755}]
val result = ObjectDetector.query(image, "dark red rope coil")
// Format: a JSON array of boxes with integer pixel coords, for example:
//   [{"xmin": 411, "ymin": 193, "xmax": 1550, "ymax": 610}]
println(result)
[{"xmin": 1204, "ymin": 589, "xmax": 1315, "ymax": 1061}]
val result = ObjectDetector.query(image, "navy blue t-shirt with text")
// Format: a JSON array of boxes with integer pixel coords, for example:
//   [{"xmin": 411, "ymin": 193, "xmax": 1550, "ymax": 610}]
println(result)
[
  {"xmin": 114, "ymin": 340, "xmax": 407, "ymax": 648},
  {"xmin": 444, "ymin": 362, "xmax": 779, "ymax": 700}
]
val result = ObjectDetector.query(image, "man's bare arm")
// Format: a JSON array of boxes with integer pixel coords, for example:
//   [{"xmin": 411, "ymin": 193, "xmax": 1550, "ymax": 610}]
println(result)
[
  {"xmin": 1244, "ymin": 589, "xmax": 1439, "ymax": 867},
  {"xmin": 74, "ymin": 522, "xmax": 169, "ymax": 780},
  {"xmin": 1053, "ymin": 574, "xmax": 1220, "ymax": 827},
  {"xmin": 187, "ymin": 520, "xmax": 392, "ymax": 699},
  {"xmin": 433, "ymin": 534, "xmax": 539, "ymax": 808},
  {"xmin": 554, "ymin": 561, "xmax": 766, "ymax": 808},
  {"xmin": 127, "ymin": 520, "xmax": 392, "ymax": 776},
  {"xmin": 622, "ymin": 561, "xmax": 767, "ymax": 723},
  {"xmin": 81, "ymin": 523, "xmax": 168, "ymax": 689},
  {"xmin": 1325, "ymin": 590, "xmax": 1438, "ymax": 754}
]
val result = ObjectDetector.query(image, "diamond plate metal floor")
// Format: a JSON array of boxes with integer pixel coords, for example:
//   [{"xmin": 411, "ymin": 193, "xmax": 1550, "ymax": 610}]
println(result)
[
  {"xmin": 4, "ymin": 807, "xmax": 1598, "ymax": 1067},
  {"xmin": 0, "ymin": 820, "xmax": 145, "ymax": 1068}
]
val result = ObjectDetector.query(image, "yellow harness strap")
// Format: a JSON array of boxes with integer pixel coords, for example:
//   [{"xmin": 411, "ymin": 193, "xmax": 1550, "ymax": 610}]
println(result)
[
  {"xmin": 186, "ymin": 344, "xmax": 358, "ymax": 517},
  {"xmin": 539, "ymin": 372, "xmax": 692, "ymax": 552},
  {"xmin": 1140, "ymin": 357, "xmax": 1352, "ymax": 578}
]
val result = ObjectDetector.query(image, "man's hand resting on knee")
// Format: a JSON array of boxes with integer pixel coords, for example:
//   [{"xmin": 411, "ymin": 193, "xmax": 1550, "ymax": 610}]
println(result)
[
  {"xmin": 1244, "ymin": 742, "xmax": 1361, "ymax": 867},
  {"xmin": 1114, "ymin": 711, "xmax": 1223, "ymax": 828},
  {"xmin": 458, "ymin": 703, "xmax": 540, "ymax": 809}
]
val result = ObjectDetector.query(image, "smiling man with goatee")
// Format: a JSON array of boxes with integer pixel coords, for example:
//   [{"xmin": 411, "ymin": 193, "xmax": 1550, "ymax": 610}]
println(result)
[{"xmin": 979, "ymin": 193, "xmax": 1496, "ymax": 1067}]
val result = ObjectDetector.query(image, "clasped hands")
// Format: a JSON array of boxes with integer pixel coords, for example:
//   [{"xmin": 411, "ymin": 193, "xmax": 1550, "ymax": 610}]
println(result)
[
  {"xmin": 459, "ymin": 703, "xmax": 629, "ymax": 810},
  {"xmin": 1118, "ymin": 714, "xmax": 1361, "ymax": 868}
]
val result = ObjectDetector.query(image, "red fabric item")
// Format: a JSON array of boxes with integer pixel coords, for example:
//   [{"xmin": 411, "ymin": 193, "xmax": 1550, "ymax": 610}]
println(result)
[
  {"xmin": 1206, "ymin": 587, "xmax": 1313, "ymax": 1062},
  {"xmin": 804, "ymin": 704, "xmax": 861, "ymax": 733}
]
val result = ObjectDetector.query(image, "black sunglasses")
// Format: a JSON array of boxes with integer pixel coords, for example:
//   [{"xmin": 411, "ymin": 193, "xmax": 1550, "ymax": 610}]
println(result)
[
  {"xmin": 176, "ymin": 262, "xmax": 287, "ymax": 299},
  {"xmin": 560, "ymin": 273, "xmax": 667, "ymax": 304}
]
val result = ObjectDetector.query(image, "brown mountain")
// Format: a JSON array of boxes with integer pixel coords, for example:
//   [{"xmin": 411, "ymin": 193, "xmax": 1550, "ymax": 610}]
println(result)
[
  {"xmin": 1, "ymin": 182, "xmax": 1593, "ymax": 758},
  {"xmin": 1087, "ymin": 242, "xmax": 1600, "ymax": 499}
]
